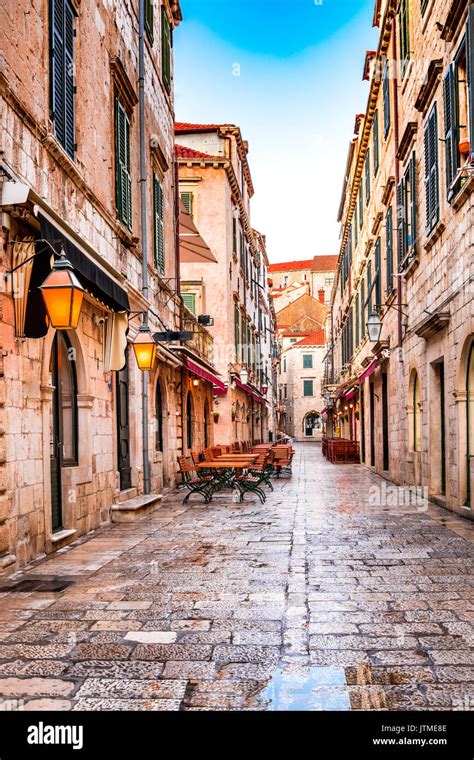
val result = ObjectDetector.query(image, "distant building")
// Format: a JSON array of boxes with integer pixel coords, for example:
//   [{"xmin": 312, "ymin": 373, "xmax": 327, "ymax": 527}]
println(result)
[
  {"xmin": 278, "ymin": 330, "xmax": 326, "ymax": 440},
  {"xmin": 269, "ymin": 255, "xmax": 337, "ymax": 306}
]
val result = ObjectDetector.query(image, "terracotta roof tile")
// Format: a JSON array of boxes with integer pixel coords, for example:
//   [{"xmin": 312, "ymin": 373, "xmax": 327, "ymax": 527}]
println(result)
[
  {"xmin": 311, "ymin": 255, "xmax": 338, "ymax": 272},
  {"xmin": 175, "ymin": 144, "xmax": 217, "ymax": 160},
  {"xmin": 268, "ymin": 259, "xmax": 313, "ymax": 273},
  {"xmin": 294, "ymin": 330, "xmax": 326, "ymax": 347},
  {"xmin": 175, "ymin": 122, "xmax": 232, "ymax": 132}
]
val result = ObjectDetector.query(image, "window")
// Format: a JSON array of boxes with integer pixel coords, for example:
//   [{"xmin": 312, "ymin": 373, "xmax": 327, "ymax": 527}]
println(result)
[
  {"xmin": 325, "ymin": 278, "xmax": 333, "ymax": 286},
  {"xmin": 374, "ymin": 238, "xmax": 382, "ymax": 310},
  {"xmin": 232, "ymin": 216, "xmax": 237, "ymax": 256},
  {"xmin": 153, "ymin": 172, "xmax": 164, "ymax": 273},
  {"xmin": 51, "ymin": 331, "xmax": 78, "ymax": 466},
  {"xmin": 50, "ymin": 0, "xmax": 76, "ymax": 158},
  {"xmin": 181, "ymin": 292, "xmax": 196, "ymax": 313},
  {"xmin": 144, "ymin": 0, "xmax": 153, "ymax": 42},
  {"xmin": 115, "ymin": 97, "xmax": 132, "ymax": 229},
  {"xmin": 383, "ymin": 57, "xmax": 391, "ymax": 137},
  {"xmin": 354, "ymin": 206, "xmax": 358, "ymax": 247},
  {"xmin": 373, "ymin": 110, "xmax": 379, "ymax": 175},
  {"xmin": 303, "ymin": 354, "xmax": 313, "ymax": 369},
  {"xmin": 155, "ymin": 382, "xmax": 163, "ymax": 452},
  {"xmin": 161, "ymin": 5, "xmax": 172, "ymax": 93},
  {"xmin": 234, "ymin": 303, "xmax": 240, "ymax": 356},
  {"xmin": 283, "ymin": 357, "xmax": 287, "ymax": 372},
  {"xmin": 421, "ymin": 0, "xmax": 429, "ymax": 15},
  {"xmin": 424, "ymin": 105, "xmax": 439, "ymax": 234},
  {"xmin": 385, "ymin": 206, "xmax": 394, "ymax": 294},
  {"xmin": 443, "ymin": 35, "xmax": 470, "ymax": 201},
  {"xmin": 367, "ymin": 261, "xmax": 373, "ymax": 315},
  {"xmin": 241, "ymin": 314, "xmax": 246, "ymax": 363},
  {"xmin": 361, "ymin": 279, "xmax": 366, "ymax": 338},
  {"xmin": 365, "ymin": 149, "xmax": 371, "ymax": 203},
  {"xmin": 180, "ymin": 191, "xmax": 194, "ymax": 219},
  {"xmin": 355, "ymin": 293, "xmax": 360, "ymax": 347},
  {"xmin": 303, "ymin": 380, "xmax": 314, "ymax": 397},
  {"xmin": 358, "ymin": 184, "xmax": 363, "ymax": 226},
  {"xmin": 399, "ymin": 0, "xmax": 410, "ymax": 79},
  {"xmin": 397, "ymin": 152, "xmax": 417, "ymax": 269}
]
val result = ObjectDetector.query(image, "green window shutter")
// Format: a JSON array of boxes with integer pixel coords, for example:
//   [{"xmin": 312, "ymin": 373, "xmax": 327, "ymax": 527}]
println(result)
[
  {"xmin": 51, "ymin": 0, "xmax": 76, "ymax": 158},
  {"xmin": 408, "ymin": 152, "xmax": 417, "ymax": 254},
  {"xmin": 181, "ymin": 292, "xmax": 196, "ymax": 313},
  {"xmin": 115, "ymin": 97, "xmax": 132, "ymax": 229},
  {"xmin": 383, "ymin": 58, "xmax": 391, "ymax": 137},
  {"xmin": 241, "ymin": 315, "xmax": 246, "ymax": 363},
  {"xmin": 443, "ymin": 66, "xmax": 458, "ymax": 194},
  {"xmin": 421, "ymin": 0, "xmax": 429, "ymax": 15},
  {"xmin": 144, "ymin": 0, "xmax": 154, "ymax": 42},
  {"xmin": 365, "ymin": 149, "xmax": 371, "ymax": 203},
  {"xmin": 303, "ymin": 354, "xmax": 313, "ymax": 369},
  {"xmin": 234, "ymin": 304, "xmax": 240, "ymax": 355},
  {"xmin": 303, "ymin": 380, "xmax": 313, "ymax": 397},
  {"xmin": 232, "ymin": 216, "xmax": 237, "ymax": 255},
  {"xmin": 367, "ymin": 261, "xmax": 372, "ymax": 315},
  {"xmin": 373, "ymin": 110, "xmax": 379, "ymax": 175},
  {"xmin": 180, "ymin": 191, "xmax": 193, "ymax": 217},
  {"xmin": 374, "ymin": 238, "xmax": 382, "ymax": 309},
  {"xmin": 354, "ymin": 206, "xmax": 358, "ymax": 247},
  {"xmin": 467, "ymin": 6, "xmax": 474, "ymax": 163},
  {"xmin": 161, "ymin": 6, "xmax": 171, "ymax": 93},
  {"xmin": 355, "ymin": 293, "xmax": 360, "ymax": 347},
  {"xmin": 424, "ymin": 104, "xmax": 439, "ymax": 233},
  {"xmin": 386, "ymin": 206, "xmax": 393, "ymax": 293},
  {"xmin": 396, "ymin": 177, "xmax": 406, "ymax": 269},
  {"xmin": 358, "ymin": 183, "xmax": 363, "ymax": 226},
  {"xmin": 399, "ymin": 0, "xmax": 410, "ymax": 78},
  {"xmin": 361, "ymin": 280, "xmax": 366, "ymax": 337},
  {"xmin": 153, "ymin": 173, "xmax": 165, "ymax": 274}
]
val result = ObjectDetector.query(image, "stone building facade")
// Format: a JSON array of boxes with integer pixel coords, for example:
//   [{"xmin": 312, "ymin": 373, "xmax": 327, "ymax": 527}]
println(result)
[
  {"xmin": 278, "ymin": 331, "xmax": 326, "ymax": 440},
  {"xmin": 0, "ymin": 0, "xmax": 216, "ymax": 573},
  {"xmin": 269, "ymin": 255, "xmax": 337, "ymax": 307},
  {"xmin": 325, "ymin": 0, "xmax": 474, "ymax": 519},
  {"xmin": 176, "ymin": 124, "xmax": 278, "ymax": 447}
]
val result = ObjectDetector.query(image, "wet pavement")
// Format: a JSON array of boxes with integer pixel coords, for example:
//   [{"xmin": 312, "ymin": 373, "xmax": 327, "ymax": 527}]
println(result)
[{"xmin": 0, "ymin": 443, "xmax": 473, "ymax": 711}]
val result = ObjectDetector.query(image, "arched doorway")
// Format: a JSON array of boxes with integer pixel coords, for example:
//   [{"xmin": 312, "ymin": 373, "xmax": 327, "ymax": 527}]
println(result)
[
  {"xmin": 50, "ymin": 331, "xmax": 78, "ymax": 531},
  {"xmin": 303, "ymin": 411, "xmax": 320, "ymax": 437},
  {"xmin": 155, "ymin": 381, "xmax": 164, "ymax": 453},
  {"xmin": 466, "ymin": 342, "xmax": 474, "ymax": 507},
  {"xmin": 186, "ymin": 391, "xmax": 194, "ymax": 450}
]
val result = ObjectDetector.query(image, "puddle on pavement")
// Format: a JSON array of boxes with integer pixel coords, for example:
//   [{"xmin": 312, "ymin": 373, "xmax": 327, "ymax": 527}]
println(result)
[{"xmin": 255, "ymin": 664, "xmax": 351, "ymax": 711}]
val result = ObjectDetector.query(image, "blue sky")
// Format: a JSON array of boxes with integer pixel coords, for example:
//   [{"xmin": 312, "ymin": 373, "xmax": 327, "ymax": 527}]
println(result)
[{"xmin": 174, "ymin": 0, "xmax": 378, "ymax": 263}]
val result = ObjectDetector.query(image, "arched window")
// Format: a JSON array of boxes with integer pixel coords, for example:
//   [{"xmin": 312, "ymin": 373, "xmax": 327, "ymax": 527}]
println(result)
[
  {"xmin": 155, "ymin": 382, "xmax": 163, "ymax": 452},
  {"xmin": 186, "ymin": 392, "xmax": 193, "ymax": 450},
  {"xmin": 51, "ymin": 331, "xmax": 78, "ymax": 466},
  {"xmin": 413, "ymin": 372, "xmax": 421, "ymax": 452}
]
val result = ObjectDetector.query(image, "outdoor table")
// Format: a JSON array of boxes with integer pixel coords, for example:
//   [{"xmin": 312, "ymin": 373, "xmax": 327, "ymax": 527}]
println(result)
[{"xmin": 196, "ymin": 460, "xmax": 255, "ymax": 496}]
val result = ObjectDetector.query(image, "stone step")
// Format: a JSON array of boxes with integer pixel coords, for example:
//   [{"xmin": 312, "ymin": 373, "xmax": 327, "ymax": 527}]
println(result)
[
  {"xmin": 117, "ymin": 487, "xmax": 138, "ymax": 503},
  {"xmin": 111, "ymin": 493, "xmax": 162, "ymax": 523}
]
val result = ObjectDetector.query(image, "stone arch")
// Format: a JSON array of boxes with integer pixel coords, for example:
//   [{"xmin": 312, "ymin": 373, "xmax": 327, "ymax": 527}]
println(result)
[
  {"xmin": 303, "ymin": 410, "xmax": 321, "ymax": 436},
  {"xmin": 456, "ymin": 333, "xmax": 474, "ymax": 508}
]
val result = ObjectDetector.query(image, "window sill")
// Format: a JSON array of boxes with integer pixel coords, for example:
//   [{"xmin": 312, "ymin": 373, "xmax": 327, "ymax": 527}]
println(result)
[
  {"xmin": 424, "ymin": 220, "xmax": 446, "ymax": 252},
  {"xmin": 450, "ymin": 173, "xmax": 474, "ymax": 211},
  {"xmin": 402, "ymin": 254, "xmax": 420, "ymax": 280}
]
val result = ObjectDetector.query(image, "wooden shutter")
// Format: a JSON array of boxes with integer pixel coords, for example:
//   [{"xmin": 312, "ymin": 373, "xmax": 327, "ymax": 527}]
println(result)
[
  {"xmin": 115, "ymin": 98, "xmax": 132, "ymax": 229},
  {"xmin": 181, "ymin": 292, "xmax": 195, "ymax": 313},
  {"xmin": 468, "ymin": 6, "xmax": 474, "ymax": 162},
  {"xmin": 355, "ymin": 294, "xmax": 360, "ymax": 347},
  {"xmin": 383, "ymin": 58, "xmax": 391, "ymax": 137},
  {"xmin": 232, "ymin": 216, "xmax": 237, "ymax": 255},
  {"xmin": 365, "ymin": 149, "xmax": 371, "ymax": 203},
  {"xmin": 51, "ymin": 0, "xmax": 75, "ymax": 158},
  {"xmin": 443, "ymin": 66, "xmax": 457, "ymax": 191},
  {"xmin": 234, "ymin": 304, "xmax": 240, "ymax": 354},
  {"xmin": 424, "ymin": 104, "xmax": 439, "ymax": 233},
  {"xmin": 153, "ymin": 173, "xmax": 164, "ymax": 273},
  {"xmin": 354, "ymin": 206, "xmax": 358, "ymax": 247},
  {"xmin": 241, "ymin": 314, "xmax": 246, "ymax": 363},
  {"xmin": 180, "ymin": 191, "xmax": 193, "ymax": 217},
  {"xmin": 385, "ymin": 206, "xmax": 393, "ymax": 293},
  {"xmin": 359, "ymin": 184, "xmax": 363, "ymax": 226},
  {"xmin": 399, "ymin": 0, "xmax": 409, "ymax": 77},
  {"xmin": 361, "ymin": 280, "xmax": 366, "ymax": 337},
  {"xmin": 145, "ymin": 0, "xmax": 154, "ymax": 42},
  {"xmin": 367, "ymin": 261, "xmax": 372, "ymax": 315},
  {"xmin": 374, "ymin": 238, "xmax": 382, "ymax": 310},
  {"xmin": 373, "ymin": 110, "xmax": 379, "ymax": 175},
  {"xmin": 161, "ymin": 5, "xmax": 171, "ymax": 92},
  {"xmin": 396, "ymin": 178, "xmax": 406, "ymax": 269},
  {"xmin": 408, "ymin": 152, "xmax": 417, "ymax": 253}
]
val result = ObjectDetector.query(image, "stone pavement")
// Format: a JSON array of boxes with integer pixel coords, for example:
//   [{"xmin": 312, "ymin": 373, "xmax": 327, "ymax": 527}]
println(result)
[{"xmin": 0, "ymin": 443, "xmax": 473, "ymax": 711}]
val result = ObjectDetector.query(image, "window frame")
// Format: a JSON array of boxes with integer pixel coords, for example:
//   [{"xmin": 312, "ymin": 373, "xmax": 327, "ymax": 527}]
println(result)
[
  {"xmin": 303, "ymin": 379, "xmax": 314, "ymax": 397},
  {"xmin": 114, "ymin": 96, "xmax": 133, "ymax": 230}
]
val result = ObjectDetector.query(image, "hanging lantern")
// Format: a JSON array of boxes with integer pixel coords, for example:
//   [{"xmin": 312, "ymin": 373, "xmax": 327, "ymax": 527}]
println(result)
[
  {"xmin": 192, "ymin": 378, "xmax": 200, "ymax": 388},
  {"xmin": 39, "ymin": 254, "xmax": 84, "ymax": 330},
  {"xmin": 132, "ymin": 324, "xmax": 157, "ymax": 371},
  {"xmin": 261, "ymin": 382, "xmax": 268, "ymax": 395},
  {"xmin": 367, "ymin": 313, "xmax": 383, "ymax": 343},
  {"xmin": 240, "ymin": 367, "xmax": 249, "ymax": 385}
]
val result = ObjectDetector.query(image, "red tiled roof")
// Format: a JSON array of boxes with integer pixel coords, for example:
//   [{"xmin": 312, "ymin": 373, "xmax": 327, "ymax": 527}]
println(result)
[
  {"xmin": 311, "ymin": 255, "xmax": 338, "ymax": 272},
  {"xmin": 175, "ymin": 122, "xmax": 232, "ymax": 133},
  {"xmin": 294, "ymin": 330, "xmax": 326, "ymax": 347},
  {"xmin": 175, "ymin": 144, "xmax": 217, "ymax": 160},
  {"xmin": 268, "ymin": 259, "xmax": 313, "ymax": 273},
  {"xmin": 281, "ymin": 331, "xmax": 312, "ymax": 338}
]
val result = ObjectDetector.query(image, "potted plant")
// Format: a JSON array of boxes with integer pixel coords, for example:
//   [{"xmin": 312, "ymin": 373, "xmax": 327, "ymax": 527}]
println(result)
[
  {"xmin": 459, "ymin": 140, "xmax": 470, "ymax": 157},
  {"xmin": 213, "ymin": 411, "xmax": 219, "ymax": 423},
  {"xmin": 246, "ymin": 411, "xmax": 251, "ymax": 423},
  {"xmin": 354, "ymin": 410, "xmax": 360, "ymax": 420},
  {"xmin": 231, "ymin": 410, "xmax": 236, "ymax": 422}
]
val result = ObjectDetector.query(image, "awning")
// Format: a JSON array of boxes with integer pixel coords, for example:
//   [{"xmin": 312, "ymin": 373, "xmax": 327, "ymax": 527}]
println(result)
[
  {"xmin": 358, "ymin": 359, "xmax": 379, "ymax": 384},
  {"xmin": 179, "ymin": 201, "xmax": 217, "ymax": 263},
  {"xmin": 39, "ymin": 215, "xmax": 130, "ymax": 312},
  {"xmin": 321, "ymin": 408, "xmax": 328, "ymax": 415},
  {"xmin": 234, "ymin": 377, "xmax": 265, "ymax": 405},
  {"xmin": 185, "ymin": 358, "xmax": 227, "ymax": 395},
  {"xmin": 345, "ymin": 386, "xmax": 359, "ymax": 401}
]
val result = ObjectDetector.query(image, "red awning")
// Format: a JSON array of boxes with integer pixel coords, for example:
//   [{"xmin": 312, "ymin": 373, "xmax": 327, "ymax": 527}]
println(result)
[
  {"xmin": 358, "ymin": 359, "xmax": 379, "ymax": 384},
  {"xmin": 345, "ymin": 387, "xmax": 359, "ymax": 401},
  {"xmin": 321, "ymin": 408, "xmax": 328, "ymax": 415},
  {"xmin": 186, "ymin": 359, "xmax": 227, "ymax": 394},
  {"xmin": 234, "ymin": 377, "xmax": 265, "ymax": 405}
]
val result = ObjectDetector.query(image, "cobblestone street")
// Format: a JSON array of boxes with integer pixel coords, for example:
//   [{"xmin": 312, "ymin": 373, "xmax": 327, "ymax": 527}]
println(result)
[{"xmin": 0, "ymin": 443, "xmax": 473, "ymax": 711}]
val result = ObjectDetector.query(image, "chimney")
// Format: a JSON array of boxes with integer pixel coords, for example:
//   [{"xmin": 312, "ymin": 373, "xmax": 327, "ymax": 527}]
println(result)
[{"xmin": 318, "ymin": 288, "xmax": 325, "ymax": 304}]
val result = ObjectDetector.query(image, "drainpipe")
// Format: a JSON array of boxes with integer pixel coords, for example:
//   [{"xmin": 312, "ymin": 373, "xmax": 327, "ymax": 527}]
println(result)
[
  {"xmin": 391, "ymin": 14, "xmax": 403, "ymax": 351},
  {"xmin": 138, "ymin": 0, "xmax": 151, "ymax": 494}
]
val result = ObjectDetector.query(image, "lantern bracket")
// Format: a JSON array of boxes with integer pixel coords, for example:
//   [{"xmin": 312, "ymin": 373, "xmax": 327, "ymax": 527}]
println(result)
[{"xmin": 6, "ymin": 238, "xmax": 65, "ymax": 274}]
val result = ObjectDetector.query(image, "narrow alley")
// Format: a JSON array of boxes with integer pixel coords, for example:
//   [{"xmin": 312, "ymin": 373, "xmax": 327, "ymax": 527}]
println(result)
[{"xmin": 0, "ymin": 444, "xmax": 472, "ymax": 711}]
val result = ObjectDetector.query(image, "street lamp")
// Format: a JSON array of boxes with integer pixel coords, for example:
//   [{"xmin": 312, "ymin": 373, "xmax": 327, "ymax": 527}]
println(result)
[
  {"xmin": 367, "ymin": 313, "xmax": 383, "ymax": 343},
  {"xmin": 261, "ymin": 382, "xmax": 268, "ymax": 395},
  {"xmin": 132, "ymin": 324, "xmax": 157, "ymax": 371},
  {"xmin": 240, "ymin": 367, "xmax": 249, "ymax": 385},
  {"xmin": 39, "ymin": 253, "xmax": 85, "ymax": 330}
]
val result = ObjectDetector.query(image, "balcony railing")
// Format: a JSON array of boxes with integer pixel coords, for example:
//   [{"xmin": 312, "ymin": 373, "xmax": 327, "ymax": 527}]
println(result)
[{"xmin": 181, "ymin": 308, "xmax": 214, "ymax": 366}]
